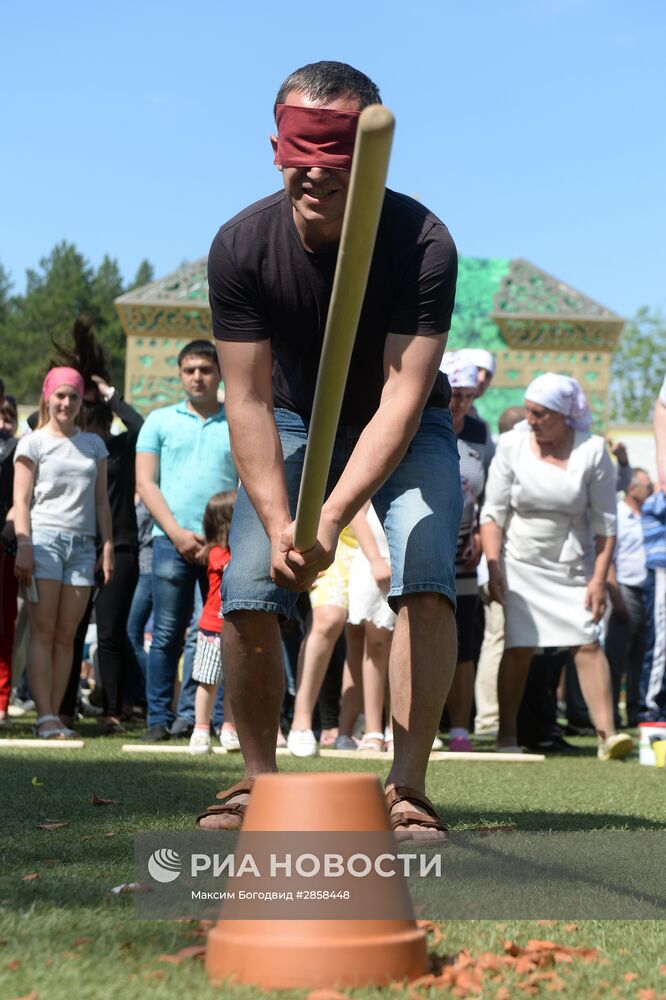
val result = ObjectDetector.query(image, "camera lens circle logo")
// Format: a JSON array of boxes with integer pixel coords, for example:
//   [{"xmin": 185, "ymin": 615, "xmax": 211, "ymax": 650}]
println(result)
[{"xmin": 148, "ymin": 849, "xmax": 182, "ymax": 883}]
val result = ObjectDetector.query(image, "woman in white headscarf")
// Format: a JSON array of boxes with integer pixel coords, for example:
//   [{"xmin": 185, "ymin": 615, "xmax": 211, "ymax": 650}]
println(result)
[{"xmin": 480, "ymin": 373, "xmax": 633, "ymax": 761}]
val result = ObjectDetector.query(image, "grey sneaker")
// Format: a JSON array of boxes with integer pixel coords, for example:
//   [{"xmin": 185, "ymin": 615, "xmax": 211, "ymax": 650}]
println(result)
[{"xmin": 333, "ymin": 735, "xmax": 357, "ymax": 750}]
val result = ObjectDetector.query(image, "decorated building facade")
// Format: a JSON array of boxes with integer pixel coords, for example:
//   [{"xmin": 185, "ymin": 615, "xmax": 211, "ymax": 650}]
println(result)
[{"xmin": 114, "ymin": 256, "xmax": 624, "ymax": 430}]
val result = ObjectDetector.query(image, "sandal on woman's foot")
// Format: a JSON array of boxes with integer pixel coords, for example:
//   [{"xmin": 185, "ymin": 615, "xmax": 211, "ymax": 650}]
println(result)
[
  {"xmin": 33, "ymin": 715, "xmax": 67, "ymax": 740},
  {"xmin": 357, "ymin": 731, "xmax": 386, "ymax": 752},
  {"xmin": 196, "ymin": 778, "xmax": 255, "ymax": 830},
  {"xmin": 385, "ymin": 784, "xmax": 449, "ymax": 843}
]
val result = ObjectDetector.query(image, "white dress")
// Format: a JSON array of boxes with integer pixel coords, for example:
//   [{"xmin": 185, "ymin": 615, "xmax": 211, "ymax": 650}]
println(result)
[{"xmin": 480, "ymin": 428, "xmax": 616, "ymax": 648}]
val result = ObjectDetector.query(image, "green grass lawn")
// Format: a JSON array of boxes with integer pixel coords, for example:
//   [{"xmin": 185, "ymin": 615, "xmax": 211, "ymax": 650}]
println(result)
[{"xmin": 1, "ymin": 717, "xmax": 664, "ymax": 999}]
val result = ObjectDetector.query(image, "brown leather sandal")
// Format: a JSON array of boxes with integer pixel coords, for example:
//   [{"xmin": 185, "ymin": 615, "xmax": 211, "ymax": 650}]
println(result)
[
  {"xmin": 385, "ymin": 784, "xmax": 449, "ymax": 843},
  {"xmin": 195, "ymin": 777, "xmax": 255, "ymax": 830}
]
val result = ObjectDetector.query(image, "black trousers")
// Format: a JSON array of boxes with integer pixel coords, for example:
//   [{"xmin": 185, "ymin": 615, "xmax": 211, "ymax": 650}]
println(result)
[{"xmin": 61, "ymin": 546, "xmax": 139, "ymax": 718}]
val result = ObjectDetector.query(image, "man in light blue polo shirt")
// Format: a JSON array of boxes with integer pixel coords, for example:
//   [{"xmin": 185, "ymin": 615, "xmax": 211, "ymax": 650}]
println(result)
[{"xmin": 136, "ymin": 339, "xmax": 237, "ymax": 740}]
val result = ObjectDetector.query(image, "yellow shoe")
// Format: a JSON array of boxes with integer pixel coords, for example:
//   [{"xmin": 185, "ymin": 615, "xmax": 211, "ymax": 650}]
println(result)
[{"xmin": 597, "ymin": 733, "xmax": 633, "ymax": 761}]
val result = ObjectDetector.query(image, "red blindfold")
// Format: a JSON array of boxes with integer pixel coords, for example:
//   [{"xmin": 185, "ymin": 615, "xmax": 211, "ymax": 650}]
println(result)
[{"xmin": 274, "ymin": 104, "xmax": 360, "ymax": 171}]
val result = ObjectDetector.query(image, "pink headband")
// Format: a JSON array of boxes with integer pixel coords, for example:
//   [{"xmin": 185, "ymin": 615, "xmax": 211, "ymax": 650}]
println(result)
[{"xmin": 42, "ymin": 367, "xmax": 85, "ymax": 402}]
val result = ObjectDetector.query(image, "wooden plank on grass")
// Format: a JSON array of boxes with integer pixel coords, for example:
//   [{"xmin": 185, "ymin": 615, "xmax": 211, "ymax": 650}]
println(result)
[
  {"xmin": 321, "ymin": 748, "xmax": 545, "ymax": 762},
  {"xmin": 121, "ymin": 744, "xmax": 292, "ymax": 755},
  {"xmin": 0, "ymin": 739, "xmax": 85, "ymax": 749}
]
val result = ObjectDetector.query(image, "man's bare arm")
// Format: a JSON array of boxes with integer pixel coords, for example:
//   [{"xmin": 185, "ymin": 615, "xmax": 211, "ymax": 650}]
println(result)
[
  {"xmin": 323, "ymin": 331, "xmax": 448, "ymax": 527},
  {"xmin": 135, "ymin": 451, "xmax": 205, "ymax": 563},
  {"xmin": 215, "ymin": 339, "xmax": 299, "ymax": 587},
  {"xmin": 654, "ymin": 399, "xmax": 666, "ymax": 492},
  {"xmin": 282, "ymin": 332, "xmax": 448, "ymax": 589}
]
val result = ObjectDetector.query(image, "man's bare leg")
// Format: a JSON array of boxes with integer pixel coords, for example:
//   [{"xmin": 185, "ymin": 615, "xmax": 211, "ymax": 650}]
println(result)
[
  {"xmin": 198, "ymin": 610, "xmax": 283, "ymax": 829},
  {"xmin": 385, "ymin": 593, "xmax": 457, "ymax": 839}
]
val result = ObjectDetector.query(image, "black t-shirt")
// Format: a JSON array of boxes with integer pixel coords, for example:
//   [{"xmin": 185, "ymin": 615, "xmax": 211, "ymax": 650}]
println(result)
[{"xmin": 208, "ymin": 189, "xmax": 457, "ymax": 428}]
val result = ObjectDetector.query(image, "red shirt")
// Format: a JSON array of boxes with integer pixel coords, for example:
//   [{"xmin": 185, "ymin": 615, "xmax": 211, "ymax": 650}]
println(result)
[{"xmin": 198, "ymin": 545, "xmax": 231, "ymax": 633}]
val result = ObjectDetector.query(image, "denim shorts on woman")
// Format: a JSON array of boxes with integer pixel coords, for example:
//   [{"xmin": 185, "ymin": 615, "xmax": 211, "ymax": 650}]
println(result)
[
  {"xmin": 31, "ymin": 528, "xmax": 96, "ymax": 586},
  {"xmin": 222, "ymin": 406, "xmax": 463, "ymax": 619}
]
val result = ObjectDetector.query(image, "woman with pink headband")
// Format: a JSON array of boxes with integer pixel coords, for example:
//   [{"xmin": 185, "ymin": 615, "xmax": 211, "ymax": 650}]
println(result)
[
  {"xmin": 480, "ymin": 373, "xmax": 632, "ymax": 762},
  {"xmin": 12, "ymin": 366, "xmax": 113, "ymax": 739}
]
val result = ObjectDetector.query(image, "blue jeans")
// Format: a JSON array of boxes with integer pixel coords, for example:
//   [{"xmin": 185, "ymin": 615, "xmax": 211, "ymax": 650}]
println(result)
[
  {"xmin": 222, "ymin": 406, "xmax": 463, "ymax": 618},
  {"xmin": 127, "ymin": 572, "xmax": 153, "ymax": 682},
  {"xmin": 147, "ymin": 537, "xmax": 208, "ymax": 728},
  {"xmin": 640, "ymin": 568, "xmax": 666, "ymax": 721}
]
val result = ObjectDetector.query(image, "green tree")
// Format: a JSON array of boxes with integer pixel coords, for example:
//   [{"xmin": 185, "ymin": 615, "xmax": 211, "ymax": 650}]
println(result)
[
  {"xmin": 3, "ymin": 242, "xmax": 94, "ymax": 400},
  {"xmin": 610, "ymin": 307, "xmax": 666, "ymax": 423},
  {"xmin": 0, "ymin": 263, "xmax": 13, "ymax": 325},
  {"xmin": 131, "ymin": 259, "xmax": 154, "ymax": 289},
  {"xmin": 1, "ymin": 243, "xmax": 134, "ymax": 401},
  {"xmin": 89, "ymin": 255, "xmax": 126, "ymax": 387}
]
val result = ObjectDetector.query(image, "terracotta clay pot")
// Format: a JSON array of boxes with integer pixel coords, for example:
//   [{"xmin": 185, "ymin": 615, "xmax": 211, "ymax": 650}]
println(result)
[{"xmin": 205, "ymin": 772, "xmax": 429, "ymax": 989}]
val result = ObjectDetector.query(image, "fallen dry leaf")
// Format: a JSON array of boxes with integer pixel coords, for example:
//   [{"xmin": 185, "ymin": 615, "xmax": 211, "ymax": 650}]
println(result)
[
  {"xmin": 12, "ymin": 992, "xmax": 37, "ymax": 1000},
  {"xmin": 660, "ymin": 964, "xmax": 666, "ymax": 976},
  {"xmin": 73, "ymin": 937, "xmax": 91, "ymax": 947},
  {"xmin": 636, "ymin": 990, "xmax": 657, "ymax": 1000},
  {"xmin": 90, "ymin": 792, "xmax": 119, "ymax": 805},
  {"xmin": 21, "ymin": 874, "xmax": 39, "ymax": 882},
  {"xmin": 624, "ymin": 972, "xmax": 639, "ymax": 982},
  {"xmin": 142, "ymin": 970, "xmax": 165, "ymax": 980},
  {"xmin": 496, "ymin": 989, "xmax": 511, "ymax": 1000},
  {"xmin": 158, "ymin": 954, "xmax": 182, "ymax": 965},
  {"xmin": 7, "ymin": 959, "xmax": 20, "ymax": 970},
  {"xmin": 36, "ymin": 822, "xmax": 68, "ymax": 831},
  {"xmin": 563, "ymin": 923, "xmax": 578, "ymax": 932}
]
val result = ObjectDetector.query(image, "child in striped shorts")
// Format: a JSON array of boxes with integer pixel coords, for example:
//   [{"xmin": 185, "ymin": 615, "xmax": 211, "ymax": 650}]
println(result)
[{"xmin": 189, "ymin": 490, "xmax": 237, "ymax": 755}]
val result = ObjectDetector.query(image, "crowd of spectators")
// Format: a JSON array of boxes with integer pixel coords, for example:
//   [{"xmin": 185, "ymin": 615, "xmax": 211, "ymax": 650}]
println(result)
[{"xmin": 1, "ymin": 320, "xmax": 665, "ymax": 757}]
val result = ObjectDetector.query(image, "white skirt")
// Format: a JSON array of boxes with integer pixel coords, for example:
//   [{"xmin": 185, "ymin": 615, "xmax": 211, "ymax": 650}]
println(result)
[
  {"xmin": 348, "ymin": 548, "xmax": 396, "ymax": 631},
  {"xmin": 504, "ymin": 554, "xmax": 601, "ymax": 649}
]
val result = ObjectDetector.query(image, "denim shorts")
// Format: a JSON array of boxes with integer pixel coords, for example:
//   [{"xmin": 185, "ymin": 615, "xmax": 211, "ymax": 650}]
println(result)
[
  {"xmin": 222, "ymin": 406, "xmax": 463, "ymax": 619},
  {"xmin": 31, "ymin": 527, "xmax": 96, "ymax": 586}
]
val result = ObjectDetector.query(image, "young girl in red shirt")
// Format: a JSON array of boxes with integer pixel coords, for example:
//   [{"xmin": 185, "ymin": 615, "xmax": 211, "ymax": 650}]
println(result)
[{"xmin": 189, "ymin": 490, "xmax": 237, "ymax": 755}]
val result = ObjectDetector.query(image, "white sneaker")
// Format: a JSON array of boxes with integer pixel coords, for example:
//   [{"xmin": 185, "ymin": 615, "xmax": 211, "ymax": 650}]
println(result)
[
  {"xmin": 189, "ymin": 729, "xmax": 211, "ymax": 755},
  {"xmin": 432, "ymin": 735, "xmax": 444, "ymax": 750},
  {"xmin": 287, "ymin": 728, "xmax": 319, "ymax": 757},
  {"xmin": 220, "ymin": 727, "xmax": 241, "ymax": 752}
]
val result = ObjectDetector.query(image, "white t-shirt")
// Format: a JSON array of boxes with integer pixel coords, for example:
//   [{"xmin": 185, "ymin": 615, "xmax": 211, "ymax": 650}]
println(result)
[{"xmin": 15, "ymin": 429, "xmax": 108, "ymax": 536}]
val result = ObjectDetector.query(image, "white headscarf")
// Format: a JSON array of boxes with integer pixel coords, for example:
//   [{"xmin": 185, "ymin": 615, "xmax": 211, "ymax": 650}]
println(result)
[
  {"xmin": 439, "ymin": 351, "xmax": 479, "ymax": 388},
  {"xmin": 457, "ymin": 348, "xmax": 496, "ymax": 376},
  {"xmin": 524, "ymin": 373, "xmax": 592, "ymax": 431}
]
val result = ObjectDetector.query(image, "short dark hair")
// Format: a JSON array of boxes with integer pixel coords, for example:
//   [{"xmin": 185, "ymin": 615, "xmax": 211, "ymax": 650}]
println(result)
[
  {"xmin": 0, "ymin": 395, "xmax": 17, "ymax": 421},
  {"xmin": 499, "ymin": 405, "xmax": 527, "ymax": 434},
  {"xmin": 203, "ymin": 490, "xmax": 237, "ymax": 548},
  {"xmin": 274, "ymin": 61, "xmax": 381, "ymax": 117},
  {"xmin": 177, "ymin": 340, "xmax": 219, "ymax": 368},
  {"xmin": 630, "ymin": 467, "xmax": 649, "ymax": 485}
]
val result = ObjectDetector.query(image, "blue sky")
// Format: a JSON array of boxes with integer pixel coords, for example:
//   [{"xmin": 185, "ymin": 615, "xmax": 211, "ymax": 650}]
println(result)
[{"xmin": 3, "ymin": 0, "xmax": 664, "ymax": 319}]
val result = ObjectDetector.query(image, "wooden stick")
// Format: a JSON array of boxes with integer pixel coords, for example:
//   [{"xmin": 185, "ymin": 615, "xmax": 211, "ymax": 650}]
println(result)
[{"xmin": 293, "ymin": 105, "xmax": 395, "ymax": 552}]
